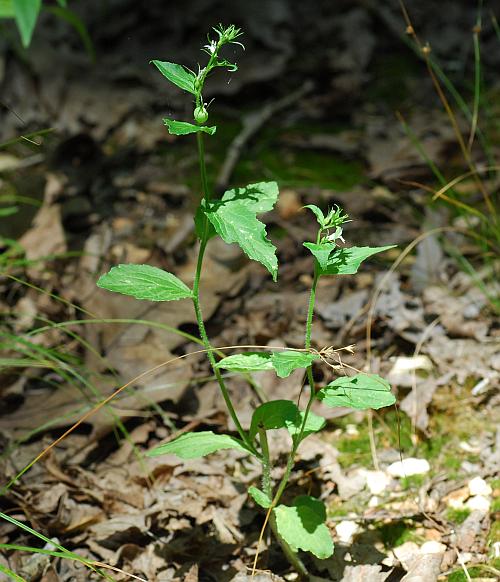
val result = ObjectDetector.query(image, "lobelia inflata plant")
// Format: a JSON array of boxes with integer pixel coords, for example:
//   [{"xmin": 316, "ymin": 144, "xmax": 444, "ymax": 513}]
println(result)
[{"xmin": 97, "ymin": 24, "xmax": 396, "ymax": 577}]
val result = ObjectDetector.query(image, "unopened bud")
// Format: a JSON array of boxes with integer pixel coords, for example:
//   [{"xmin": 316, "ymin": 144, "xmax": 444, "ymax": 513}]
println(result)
[{"xmin": 194, "ymin": 105, "xmax": 208, "ymax": 123}]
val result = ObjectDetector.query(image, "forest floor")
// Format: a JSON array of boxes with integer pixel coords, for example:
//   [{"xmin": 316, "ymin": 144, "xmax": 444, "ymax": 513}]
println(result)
[{"xmin": 0, "ymin": 2, "xmax": 499, "ymax": 581}]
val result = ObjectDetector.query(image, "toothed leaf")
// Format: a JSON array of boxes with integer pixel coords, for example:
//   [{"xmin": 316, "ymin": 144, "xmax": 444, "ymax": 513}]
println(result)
[
  {"xmin": 203, "ymin": 182, "xmax": 279, "ymax": 281},
  {"xmin": 320, "ymin": 245, "xmax": 396, "ymax": 275},
  {"xmin": 164, "ymin": 119, "xmax": 216, "ymax": 136}
]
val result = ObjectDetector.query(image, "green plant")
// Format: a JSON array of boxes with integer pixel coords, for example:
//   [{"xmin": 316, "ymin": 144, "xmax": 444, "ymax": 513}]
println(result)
[
  {"xmin": 96, "ymin": 25, "xmax": 396, "ymax": 577},
  {"xmin": 0, "ymin": 0, "xmax": 94, "ymax": 59}
]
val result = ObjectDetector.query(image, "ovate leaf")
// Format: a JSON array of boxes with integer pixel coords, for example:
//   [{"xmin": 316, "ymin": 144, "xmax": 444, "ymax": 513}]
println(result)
[
  {"xmin": 249, "ymin": 400, "xmax": 299, "ymax": 440},
  {"xmin": 248, "ymin": 486, "xmax": 272, "ymax": 508},
  {"xmin": 274, "ymin": 496, "xmax": 333, "ymax": 559},
  {"xmin": 204, "ymin": 182, "xmax": 279, "ymax": 281},
  {"xmin": 270, "ymin": 351, "xmax": 319, "ymax": 378},
  {"xmin": 317, "ymin": 373, "xmax": 395, "ymax": 410},
  {"xmin": 164, "ymin": 119, "xmax": 216, "ymax": 136},
  {"xmin": 151, "ymin": 60, "xmax": 196, "ymax": 94},
  {"xmin": 320, "ymin": 245, "xmax": 396, "ymax": 275},
  {"xmin": 303, "ymin": 242, "xmax": 335, "ymax": 271},
  {"xmin": 97, "ymin": 264, "xmax": 192, "ymax": 302},
  {"xmin": 287, "ymin": 410, "xmax": 326, "ymax": 439},
  {"xmin": 147, "ymin": 431, "xmax": 249, "ymax": 459},
  {"xmin": 13, "ymin": 0, "xmax": 41, "ymax": 47},
  {"xmin": 215, "ymin": 352, "xmax": 273, "ymax": 373}
]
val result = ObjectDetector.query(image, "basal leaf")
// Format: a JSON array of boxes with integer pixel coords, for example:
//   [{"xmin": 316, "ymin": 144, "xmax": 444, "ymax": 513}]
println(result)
[
  {"xmin": 317, "ymin": 373, "xmax": 395, "ymax": 410},
  {"xmin": 164, "ymin": 119, "xmax": 216, "ymax": 136},
  {"xmin": 270, "ymin": 351, "xmax": 319, "ymax": 378},
  {"xmin": 147, "ymin": 431, "xmax": 249, "ymax": 459},
  {"xmin": 303, "ymin": 242, "xmax": 335, "ymax": 271},
  {"xmin": 248, "ymin": 486, "xmax": 272, "ymax": 508},
  {"xmin": 97, "ymin": 264, "xmax": 192, "ymax": 302},
  {"xmin": 13, "ymin": 0, "xmax": 41, "ymax": 47},
  {"xmin": 151, "ymin": 60, "xmax": 196, "ymax": 94},
  {"xmin": 303, "ymin": 204, "xmax": 325, "ymax": 227},
  {"xmin": 320, "ymin": 245, "xmax": 396, "ymax": 275},
  {"xmin": 249, "ymin": 400, "xmax": 299, "ymax": 440},
  {"xmin": 204, "ymin": 181, "xmax": 279, "ymax": 281},
  {"xmin": 274, "ymin": 496, "xmax": 333, "ymax": 559},
  {"xmin": 287, "ymin": 410, "xmax": 326, "ymax": 439}
]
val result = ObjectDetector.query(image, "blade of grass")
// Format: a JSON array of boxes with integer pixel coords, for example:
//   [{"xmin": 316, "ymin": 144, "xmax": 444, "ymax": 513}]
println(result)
[{"xmin": 468, "ymin": 2, "xmax": 483, "ymax": 151}]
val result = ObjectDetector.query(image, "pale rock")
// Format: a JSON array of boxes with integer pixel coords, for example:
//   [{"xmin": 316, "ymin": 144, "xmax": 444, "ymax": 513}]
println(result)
[
  {"xmin": 492, "ymin": 541, "xmax": 500, "ymax": 558},
  {"xmin": 420, "ymin": 541, "xmax": 446, "ymax": 554},
  {"xmin": 393, "ymin": 541, "xmax": 420, "ymax": 570},
  {"xmin": 369, "ymin": 495, "xmax": 380, "ymax": 507},
  {"xmin": 468, "ymin": 477, "xmax": 492, "ymax": 497},
  {"xmin": 363, "ymin": 470, "xmax": 391, "ymax": 495},
  {"xmin": 387, "ymin": 458, "xmax": 430, "ymax": 478},
  {"xmin": 335, "ymin": 520, "xmax": 360, "ymax": 544},
  {"xmin": 443, "ymin": 486, "xmax": 469, "ymax": 509},
  {"xmin": 466, "ymin": 495, "xmax": 490, "ymax": 512}
]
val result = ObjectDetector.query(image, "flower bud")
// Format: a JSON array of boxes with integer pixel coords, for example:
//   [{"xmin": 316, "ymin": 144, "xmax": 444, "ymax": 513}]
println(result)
[{"xmin": 194, "ymin": 105, "xmax": 208, "ymax": 123}]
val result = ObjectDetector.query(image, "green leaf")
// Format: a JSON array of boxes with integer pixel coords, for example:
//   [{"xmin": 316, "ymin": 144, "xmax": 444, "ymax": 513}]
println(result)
[
  {"xmin": 248, "ymin": 486, "xmax": 272, "ymax": 508},
  {"xmin": 320, "ymin": 245, "xmax": 396, "ymax": 275},
  {"xmin": 0, "ymin": 1, "xmax": 15, "ymax": 18},
  {"xmin": 164, "ymin": 119, "xmax": 216, "ymax": 136},
  {"xmin": 151, "ymin": 60, "xmax": 196, "ymax": 94},
  {"xmin": 303, "ymin": 242, "xmax": 335, "ymax": 271},
  {"xmin": 97, "ymin": 264, "xmax": 192, "ymax": 302},
  {"xmin": 274, "ymin": 496, "xmax": 334, "ymax": 559},
  {"xmin": 304, "ymin": 204, "xmax": 325, "ymax": 227},
  {"xmin": 317, "ymin": 373, "xmax": 395, "ymax": 410},
  {"xmin": 287, "ymin": 410, "xmax": 326, "ymax": 439},
  {"xmin": 147, "ymin": 431, "xmax": 249, "ymax": 459},
  {"xmin": 204, "ymin": 182, "xmax": 279, "ymax": 281},
  {"xmin": 0, "ymin": 206, "xmax": 18, "ymax": 217},
  {"xmin": 270, "ymin": 351, "xmax": 319, "ymax": 378},
  {"xmin": 45, "ymin": 6, "xmax": 95, "ymax": 62},
  {"xmin": 13, "ymin": 0, "xmax": 41, "ymax": 47},
  {"xmin": 249, "ymin": 400, "xmax": 299, "ymax": 440},
  {"xmin": 0, "ymin": 562, "xmax": 25, "ymax": 581},
  {"xmin": 215, "ymin": 352, "xmax": 273, "ymax": 374}
]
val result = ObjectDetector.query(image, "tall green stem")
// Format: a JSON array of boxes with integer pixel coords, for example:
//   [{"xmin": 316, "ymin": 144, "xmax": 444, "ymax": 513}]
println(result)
[
  {"xmin": 269, "ymin": 269, "xmax": 320, "ymax": 502},
  {"xmin": 192, "ymin": 133, "xmax": 255, "ymax": 454}
]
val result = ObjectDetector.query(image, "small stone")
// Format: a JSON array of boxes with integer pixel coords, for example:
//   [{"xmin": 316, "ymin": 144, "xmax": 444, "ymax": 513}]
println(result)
[
  {"xmin": 468, "ymin": 477, "xmax": 492, "ymax": 497},
  {"xmin": 387, "ymin": 458, "xmax": 430, "ymax": 477},
  {"xmin": 369, "ymin": 495, "xmax": 380, "ymax": 507},
  {"xmin": 466, "ymin": 495, "xmax": 491, "ymax": 512},
  {"xmin": 443, "ymin": 486, "xmax": 469, "ymax": 509},
  {"xmin": 424, "ymin": 528, "xmax": 443, "ymax": 542},
  {"xmin": 393, "ymin": 541, "xmax": 419, "ymax": 570},
  {"xmin": 335, "ymin": 520, "xmax": 360, "ymax": 544},
  {"xmin": 345, "ymin": 423, "xmax": 359, "ymax": 436},
  {"xmin": 363, "ymin": 470, "xmax": 390, "ymax": 495},
  {"xmin": 420, "ymin": 541, "xmax": 446, "ymax": 554}
]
